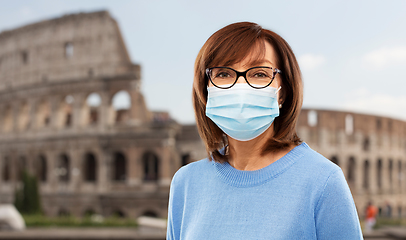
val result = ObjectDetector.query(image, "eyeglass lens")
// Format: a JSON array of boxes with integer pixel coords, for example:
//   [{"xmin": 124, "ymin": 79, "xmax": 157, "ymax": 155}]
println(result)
[{"xmin": 209, "ymin": 67, "xmax": 275, "ymax": 88}]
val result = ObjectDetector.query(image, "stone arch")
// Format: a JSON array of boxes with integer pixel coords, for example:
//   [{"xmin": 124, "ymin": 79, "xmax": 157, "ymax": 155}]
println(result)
[
  {"xmin": 83, "ymin": 152, "xmax": 97, "ymax": 182},
  {"xmin": 112, "ymin": 152, "xmax": 126, "ymax": 181},
  {"xmin": 3, "ymin": 105, "xmax": 13, "ymax": 132},
  {"xmin": 36, "ymin": 99, "xmax": 51, "ymax": 128},
  {"xmin": 2, "ymin": 156, "xmax": 10, "ymax": 182},
  {"xmin": 58, "ymin": 153, "xmax": 70, "ymax": 182},
  {"xmin": 307, "ymin": 110, "xmax": 318, "ymax": 127},
  {"xmin": 181, "ymin": 153, "xmax": 191, "ymax": 166},
  {"xmin": 142, "ymin": 152, "xmax": 159, "ymax": 181},
  {"xmin": 389, "ymin": 159, "xmax": 393, "ymax": 189},
  {"xmin": 330, "ymin": 156, "xmax": 339, "ymax": 166},
  {"xmin": 83, "ymin": 208, "xmax": 96, "ymax": 217},
  {"xmin": 399, "ymin": 160, "xmax": 402, "ymax": 190},
  {"xmin": 16, "ymin": 156, "xmax": 27, "ymax": 181},
  {"xmin": 112, "ymin": 209, "xmax": 125, "ymax": 218},
  {"xmin": 112, "ymin": 90, "xmax": 131, "ymax": 124},
  {"xmin": 363, "ymin": 137, "xmax": 370, "ymax": 151},
  {"xmin": 36, "ymin": 154, "xmax": 47, "ymax": 182},
  {"xmin": 377, "ymin": 159, "xmax": 383, "ymax": 189},
  {"xmin": 363, "ymin": 160, "xmax": 370, "ymax": 190},
  {"xmin": 18, "ymin": 101, "xmax": 30, "ymax": 131},
  {"xmin": 85, "ymin": 92, "xmax": 102, "ymax": 125},
  {"xmin": 56, "ymin": 95, "xmax": 74, "ymax": 128},
  {"xmin": 347, "ymin": 157, "xmax": 356, "ymax": 186},
  {"xmin": 58, "ymin": 208, "xmax": 70, "ymax": 217},
  {"xmin": 398, "ymin": 206, "xmax": 402, "ymax": 218},
  {"xmin": 141, "ymin": 210, "xmax": 159, "ymax": 218}
]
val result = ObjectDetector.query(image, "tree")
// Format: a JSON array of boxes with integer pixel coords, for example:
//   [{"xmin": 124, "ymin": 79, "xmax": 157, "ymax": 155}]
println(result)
[{"xmin": 14, "ymin": 170, "xmax": 42, "ymax": 214}]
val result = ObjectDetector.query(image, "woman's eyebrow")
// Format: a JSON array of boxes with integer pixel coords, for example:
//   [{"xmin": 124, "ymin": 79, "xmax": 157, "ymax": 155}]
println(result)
[{"xmin": 243, "ymin": 60, "xmax": 274, "ymax": 68}]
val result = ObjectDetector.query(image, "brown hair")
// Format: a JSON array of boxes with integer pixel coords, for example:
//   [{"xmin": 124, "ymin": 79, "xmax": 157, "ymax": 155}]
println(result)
[{"xmin": 193, "ymin": 22, "xmax": 303, "ymax": 162}]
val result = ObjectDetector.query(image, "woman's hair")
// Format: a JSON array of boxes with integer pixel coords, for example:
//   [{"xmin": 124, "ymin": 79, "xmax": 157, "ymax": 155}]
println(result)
[{"xmin": 193, "ymin": 22, "xmax": 303, "ymax": 163}]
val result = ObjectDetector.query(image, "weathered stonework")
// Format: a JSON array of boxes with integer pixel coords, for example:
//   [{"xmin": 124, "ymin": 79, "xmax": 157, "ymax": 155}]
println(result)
[
  {"xmin": 0, "ymin": 10, "xmax": 205, "ymax": 219},
  {"xmin": 298, "ymin": 109, "xmax": 406, "ymax": 218}
]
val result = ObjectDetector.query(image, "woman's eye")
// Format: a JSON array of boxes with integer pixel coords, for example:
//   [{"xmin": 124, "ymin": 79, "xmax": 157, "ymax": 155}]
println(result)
[
  {"xmin": 253, "ymin": 72, "xmax": 269, "ymax": 78},
  {"xmin": 216, "ymin": 72, "xmax": 231, "ymax": 78}
]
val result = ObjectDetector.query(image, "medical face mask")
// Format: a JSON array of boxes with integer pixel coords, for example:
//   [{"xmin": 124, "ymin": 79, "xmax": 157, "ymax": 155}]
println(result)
[{"xmin": 206, "ymin": 84, "xmax": 281, "ymax": 141}]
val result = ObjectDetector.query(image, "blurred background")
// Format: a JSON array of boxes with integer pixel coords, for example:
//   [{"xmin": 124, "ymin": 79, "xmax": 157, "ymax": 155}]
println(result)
[{"xmin": 0, "ymin": 0, "xmax": 405, "ymax": 239}]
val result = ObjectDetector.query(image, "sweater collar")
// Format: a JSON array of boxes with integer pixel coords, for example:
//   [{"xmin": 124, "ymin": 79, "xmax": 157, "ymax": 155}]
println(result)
[{"xmin": 213, "ymin": 142, "xmax": 307, "ymax": 187}]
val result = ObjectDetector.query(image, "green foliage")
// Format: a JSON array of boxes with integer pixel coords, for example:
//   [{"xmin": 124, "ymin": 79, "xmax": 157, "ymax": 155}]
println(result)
[
  {"xmin": 14, "ymin": 170, "xmax": 42, "ymax": 215},
  {"xmin": 22, "ymin": 214, "xmax": 138, "ymax": 228},
  {"xmin": 375, "ymin": 218, "xmax": 406, "ymax": 228}
]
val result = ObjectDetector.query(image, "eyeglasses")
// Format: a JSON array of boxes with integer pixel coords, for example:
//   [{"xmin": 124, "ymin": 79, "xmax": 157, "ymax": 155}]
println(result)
[{"xmin": 206, "ymin": 66, "xmax": 282, "ymax": 89}]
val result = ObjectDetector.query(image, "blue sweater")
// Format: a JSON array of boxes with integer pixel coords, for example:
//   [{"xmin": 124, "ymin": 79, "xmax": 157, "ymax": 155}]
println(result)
[{"xmin": 166, "ymin": 143, "xmax": 363, "ymax": 239}]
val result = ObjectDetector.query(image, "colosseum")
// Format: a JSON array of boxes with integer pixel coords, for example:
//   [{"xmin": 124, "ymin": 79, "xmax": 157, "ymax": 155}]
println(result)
[
  {"xmin": 0, "ymin": 10, "xmax": 205, "ymax": 219},
  {"xmin": 0, "ymin": 10, "xmax": 405, "ymax": 221},
  {"xmin": 298, "ymin": 109, "xmax": 406, "ymax": 218}
]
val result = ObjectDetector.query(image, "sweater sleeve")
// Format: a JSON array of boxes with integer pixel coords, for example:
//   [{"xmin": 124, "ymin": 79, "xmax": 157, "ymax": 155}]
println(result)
[{"xmin": 314, "ymin": 169, "xmax": 364, "ymax": 240}]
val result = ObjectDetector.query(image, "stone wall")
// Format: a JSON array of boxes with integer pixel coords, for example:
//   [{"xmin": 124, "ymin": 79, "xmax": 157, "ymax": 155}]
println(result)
[{"xmin": 298, "ymin": 109, "xmax": 406, "ymax": 218}]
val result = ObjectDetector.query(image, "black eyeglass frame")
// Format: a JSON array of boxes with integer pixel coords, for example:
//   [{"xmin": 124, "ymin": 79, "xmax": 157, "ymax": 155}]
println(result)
[{"xmin": 205, "ymin": 66, "xmax": 282, "ymax": 89}]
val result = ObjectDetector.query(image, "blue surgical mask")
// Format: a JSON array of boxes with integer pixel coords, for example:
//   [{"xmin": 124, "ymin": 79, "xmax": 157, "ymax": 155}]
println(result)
[{"xmin": 206, "ymin": 84, "xmax": 280, "ymax": 141}]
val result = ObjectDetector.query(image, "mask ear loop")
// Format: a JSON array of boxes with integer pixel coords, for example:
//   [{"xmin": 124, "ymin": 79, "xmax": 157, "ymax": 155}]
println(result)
[{"xmin": 276, "ymin": 86, "xmax": 282, "ymax": 108}]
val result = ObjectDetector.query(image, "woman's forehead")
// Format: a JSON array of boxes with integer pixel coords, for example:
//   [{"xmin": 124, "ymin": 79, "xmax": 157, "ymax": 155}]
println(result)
[{"xmin": 222, "ymin": 41, "xmax": 277, "ymax": 68}]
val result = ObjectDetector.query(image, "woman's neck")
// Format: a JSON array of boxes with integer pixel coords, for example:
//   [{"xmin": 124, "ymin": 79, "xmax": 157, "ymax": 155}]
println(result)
[{"xmin": 227, "ymin": 128, "xmax": 293, "ymax": 171}]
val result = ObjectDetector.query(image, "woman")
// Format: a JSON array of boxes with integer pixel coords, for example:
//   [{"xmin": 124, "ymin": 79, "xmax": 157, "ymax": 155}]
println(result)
[{"xmin": 167, "ymin": 22, "xmax": 363, "ymax": 239}]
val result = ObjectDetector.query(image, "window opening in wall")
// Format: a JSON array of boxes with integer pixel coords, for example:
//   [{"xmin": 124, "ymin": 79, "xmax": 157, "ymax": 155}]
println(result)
[
  {"xmin": 3, "ymin": 106, "xmax": 13, "ymax": 132},
  {"xmin": 64, "ymin": 95, "xmax": 74, "ymax": 127},
  {"xmin": 113, "ymin": 152, "xmax": 126, "ymax": 181},
  {"xmin": 142, "ymin": 211, "xmax": 158, "ymax": 218},
  {"xmin": 83, "ymin": 209, "xmax": 96, "ymax": 218},
  {"xmin": 37, "ymin": 155, "xmax": 47, "ymax": 182},
  {"xmin": 17, "ymin": 156, "xmax": 26, "ymax": 181},
  {"xmin": 376, "ymin": 118, "xmax": 382, "ymax": 130},
  {"xmin": 86, "ymin": 93, "xmax": 101, "ymax": 125},
  {"xmin": 377, "ymin": 159, "xmax": 382, "ymax": 189},
  {"xmin": 143, "ymin": 152, "xmax": 159, "ymax": 181},
  {"xmin": 58, "ymin": 154, "xmax": 70, "ymax": 182},
  {"xmin": 112, "ymin": 210, "xmax": 125, "ymax": 218},
  {"xmin": 399, "ymin": 207, "xmax": 402, "ymax": 218},
  {"xmin": 330, "ymin": 156, "xmax": 339, "ymax": 166},
  {"xmin": 2, "ymin": 157, "xmax": 10, "ymax": 182},
  {"xmin": 19, "ymin": 102, "xmax": 29, "ymax": 131},
  {"xmin": 21, "ymin": 51, "xmax": 28, "ymax": 64},
  {"xmin": 363, "ymin": 160, "xmax": 370, "ymax": 190},
  {"xmin": 65, "ymin": 42, "xmax": 74, "ymax": 58},
  {"xmin": 389, "ymin": 159, "xmax": 393, "ymax": 187},
  {"xmin": 347, "ymin": 157, "xmax": 355, "ymax": 185},
  {"xmin": 399, "ymin": 161, "xmax": 402, "ymax": 187},
  {"xmin": 112, "ymin": 91, "xmax": 131, "ymax": 124},
  {"xmin": 182, "ymin": 154, "xmax": 191, "ymax": 166},
  {"xmin": 58, "ymin": 209, "xmax": 70, "ymax": 217},
  {"xmin": 345, "ymin": 114, "xmax": 354, "ymax": 135},
  {"xmin": 37, "ymin": 100, "xmax": 51, "ymax": 128},
  {"xmin": 307, "ymin": 110, "xmax": 318, "ymax": 127},
  {"xmin": 84, "ymin": 153, "xmax": 97, "ymax": 182},
  {"xmin": 363, "ymin": 137, "xmax": 370, "ymax": 151}
]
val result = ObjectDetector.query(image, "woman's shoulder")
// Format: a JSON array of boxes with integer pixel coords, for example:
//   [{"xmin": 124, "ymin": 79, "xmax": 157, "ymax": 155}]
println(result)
[
  {"xmin": 295, "ymin": 142, "xmax": 342, "ymax": 176},
  {"xmin": 170, "ymin": 158, "xmax": 212, "ymax": 185}
]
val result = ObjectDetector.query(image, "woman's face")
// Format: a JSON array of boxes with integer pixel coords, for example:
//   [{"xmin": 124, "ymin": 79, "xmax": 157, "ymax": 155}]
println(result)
[{"xmin": 208, "ymin": 41, "xmax": 281, "ymax": 90}]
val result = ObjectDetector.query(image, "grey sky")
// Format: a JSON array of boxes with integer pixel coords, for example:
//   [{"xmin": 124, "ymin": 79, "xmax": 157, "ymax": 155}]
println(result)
[{"xmin": 1, "ymin": 0, "xmax": 406, "ymax": 123}]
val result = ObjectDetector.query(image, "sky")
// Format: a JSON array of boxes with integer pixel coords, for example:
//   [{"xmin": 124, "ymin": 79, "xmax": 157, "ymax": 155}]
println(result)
[{"xmin": 1, "ymin": 0, "xmax": 406, "ymax": 124}]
